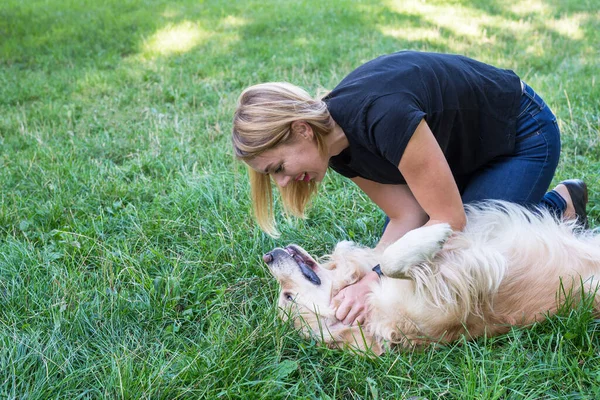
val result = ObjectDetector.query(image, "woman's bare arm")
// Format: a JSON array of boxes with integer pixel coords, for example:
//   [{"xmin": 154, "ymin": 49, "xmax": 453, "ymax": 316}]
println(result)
[
  {"xmin": 398, "ymin": 118, "xmax": 466, "ymax": 232},
  {"xmin": 350, "ymin": 177, "xmax": 428, "ymax": 252}
]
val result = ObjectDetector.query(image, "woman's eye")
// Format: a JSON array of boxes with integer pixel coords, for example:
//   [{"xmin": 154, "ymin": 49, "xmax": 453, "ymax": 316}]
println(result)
[{"xmin": 275, "ymin": 164, "xmax": 283, "ymax": 173}]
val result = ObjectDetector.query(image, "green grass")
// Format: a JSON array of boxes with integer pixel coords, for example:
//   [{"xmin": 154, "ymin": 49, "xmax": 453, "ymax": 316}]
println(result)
[{"xmin": 1, "ymin": 0, "xmax": 599, "ymax": 398}]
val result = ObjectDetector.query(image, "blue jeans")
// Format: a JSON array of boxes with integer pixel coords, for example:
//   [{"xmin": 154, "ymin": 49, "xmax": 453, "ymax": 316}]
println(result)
[{"xmin": 383, "ymin": 82, "xmax": 565, "ymax": 233}]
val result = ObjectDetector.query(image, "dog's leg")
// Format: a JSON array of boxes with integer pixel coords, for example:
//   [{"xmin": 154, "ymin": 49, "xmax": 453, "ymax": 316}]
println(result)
[{"xmin": 381, "ymin": 223, "xmax": 453, "ymax": 279}]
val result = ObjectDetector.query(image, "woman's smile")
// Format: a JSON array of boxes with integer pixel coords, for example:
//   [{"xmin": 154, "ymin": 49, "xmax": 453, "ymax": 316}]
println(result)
[{"xmin": 296, "ymin": 172, "xmax": 311, "ymax": 182}]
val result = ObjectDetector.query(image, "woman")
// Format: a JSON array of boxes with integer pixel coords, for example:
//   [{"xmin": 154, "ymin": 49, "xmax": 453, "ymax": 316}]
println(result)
[{"xmin": 231, "ymin": 51, "xmax": 589, "ymax": 326}]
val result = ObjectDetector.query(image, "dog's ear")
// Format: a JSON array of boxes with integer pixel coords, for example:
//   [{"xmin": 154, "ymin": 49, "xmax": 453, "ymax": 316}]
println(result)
[{"xmin": 324, "ymin": 325, "xmax": 383, "ymax": 356}]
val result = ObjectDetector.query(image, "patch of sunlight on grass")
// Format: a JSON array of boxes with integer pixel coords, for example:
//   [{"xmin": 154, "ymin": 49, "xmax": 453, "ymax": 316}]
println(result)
[
  {"xmin": 385, "ymin": 0, "xmax": 490, "ymax": 38},
  {"xmin": 220, "ymin": 15, "xmax": 247, "ymax": 29},
  {"xmin": 142, "ymin": 21, "xmax": 209, "ymax": 57},
  {"xmin": 161, "ymin": 8, "xmax": 181, "ymax": 19},
  {"xmin": 380, "ymin": 26, "xmax": 442, "ymax": 42},
  {"xmin": 293, "ymin": 36, "xmax": 309, "ymax": 46},
  {"xmin": 386, "ymin": 0, "xmax": 587, "ymax": 47},
  {"xmin": 546, "ymin": 14, "xmax": 586, "ymax": 40},
  {"xmin": 511, "ymin": 0, "xmax": 586, "ymax": 40},
  {"xmin": 508, "ymin": 0, "xmax": 550, "ymax": 15}
]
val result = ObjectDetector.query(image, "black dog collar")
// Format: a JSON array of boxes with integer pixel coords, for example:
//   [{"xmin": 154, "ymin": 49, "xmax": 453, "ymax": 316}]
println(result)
[{"xmin": 372, "ymin": 264, "xmax": 383, "ymax": 278}]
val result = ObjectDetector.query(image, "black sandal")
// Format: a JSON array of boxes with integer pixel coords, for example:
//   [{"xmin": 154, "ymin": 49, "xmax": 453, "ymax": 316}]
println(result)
[{"xmin": 560, "ymin": 179, "xmax": 589, "ymax": 229}]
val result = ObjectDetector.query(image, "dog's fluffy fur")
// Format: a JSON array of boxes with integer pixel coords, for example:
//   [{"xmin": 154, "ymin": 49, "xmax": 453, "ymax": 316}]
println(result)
[{"xmin": 264, "ymin": 201, "xmax": 600, "ymax": 354}]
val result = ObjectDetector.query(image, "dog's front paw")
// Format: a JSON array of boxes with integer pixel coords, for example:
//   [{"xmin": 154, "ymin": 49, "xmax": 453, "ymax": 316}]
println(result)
[{"xmin": 381, "ymin": 223, "xmax": 453, "ymax": 279}]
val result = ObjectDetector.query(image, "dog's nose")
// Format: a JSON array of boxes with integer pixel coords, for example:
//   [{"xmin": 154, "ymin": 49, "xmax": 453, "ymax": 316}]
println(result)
[{"xmin": 263, "ymin": 252, "xmax": 273, "ymax": 263}]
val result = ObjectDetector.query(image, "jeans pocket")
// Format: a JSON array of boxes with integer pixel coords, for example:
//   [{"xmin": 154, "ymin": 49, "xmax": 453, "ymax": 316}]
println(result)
[{"xmin": 515, "ymin": 130, "xmax": 541, "ymax": 143}]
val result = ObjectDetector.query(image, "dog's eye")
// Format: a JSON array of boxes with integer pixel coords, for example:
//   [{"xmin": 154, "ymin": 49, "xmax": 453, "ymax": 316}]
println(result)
[{"xmin": 284, "ymin": 293, "xmax": 294, "ymax": 301}]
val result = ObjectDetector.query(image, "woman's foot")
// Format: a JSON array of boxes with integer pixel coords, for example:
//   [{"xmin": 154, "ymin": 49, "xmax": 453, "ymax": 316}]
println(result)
[{"xmin": 553, "ymin": 179, "xmax": 588, "ymax": 228}]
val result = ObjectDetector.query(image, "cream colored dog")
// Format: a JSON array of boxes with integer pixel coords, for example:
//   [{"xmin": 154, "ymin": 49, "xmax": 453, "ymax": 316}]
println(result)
[{"xmin": 264, "ymin": 201, "xmax": 600, "ymax": 354}]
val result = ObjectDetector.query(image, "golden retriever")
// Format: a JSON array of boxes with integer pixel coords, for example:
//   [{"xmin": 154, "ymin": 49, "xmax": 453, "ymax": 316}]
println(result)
[{"xmin": 263, "ymin": 201, "xmax": 600, "ymax": 355}]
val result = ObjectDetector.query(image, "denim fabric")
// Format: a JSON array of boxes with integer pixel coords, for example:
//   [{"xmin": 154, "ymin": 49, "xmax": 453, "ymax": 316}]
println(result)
[{"xmin": 382, "ymin": 82, "xmax": 565, "ymax": 234}]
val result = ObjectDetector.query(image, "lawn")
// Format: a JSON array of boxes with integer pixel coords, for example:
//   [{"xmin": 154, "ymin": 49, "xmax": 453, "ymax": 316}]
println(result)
[{"xmin": 1, "ymin": 0, "xmax": 599, "ymax": 398}]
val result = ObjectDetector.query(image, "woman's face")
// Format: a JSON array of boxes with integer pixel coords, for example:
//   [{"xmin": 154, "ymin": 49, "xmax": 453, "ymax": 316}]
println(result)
[{"xmin": 246, "ymin": 125, "xmax": 329, "ymax": 187}]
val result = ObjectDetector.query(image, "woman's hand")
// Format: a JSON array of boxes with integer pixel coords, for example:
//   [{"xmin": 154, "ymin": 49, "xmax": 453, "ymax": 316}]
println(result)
[{"xmin": 331, "ymin": 271, "xmax": 380, "ymax": 325}]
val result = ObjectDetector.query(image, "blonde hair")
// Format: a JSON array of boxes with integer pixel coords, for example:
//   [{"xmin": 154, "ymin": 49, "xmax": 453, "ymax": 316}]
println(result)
[{"xmin": 232, "ymin": 82, "xmax": 335, "ymax": 236}]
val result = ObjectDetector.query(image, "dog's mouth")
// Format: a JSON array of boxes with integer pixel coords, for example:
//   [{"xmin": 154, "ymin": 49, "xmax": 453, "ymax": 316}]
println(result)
[
  {"xmin": 264, "ymin": 245, "xmax": 322, "ymax": 286},
  {"xmin": 284, "ymin": 245, "xmax": 321, "ymax": 286}
]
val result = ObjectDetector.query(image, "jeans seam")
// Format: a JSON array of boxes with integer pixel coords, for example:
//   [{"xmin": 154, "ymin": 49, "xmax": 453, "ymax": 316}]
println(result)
[
  {"xmin": 522, "ymin": 86, "xmax": 545, "ymax": 109},
  {"xmin": 522, "ymin": 130, "xmax": 549, "ymax": 202},
  {"xmin": 516, "ymin": 98, "xmax": 534, "ymax": 118}
]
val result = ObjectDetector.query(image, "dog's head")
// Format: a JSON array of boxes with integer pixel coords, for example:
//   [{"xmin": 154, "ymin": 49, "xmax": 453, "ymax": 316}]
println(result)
[
  {"xmin": 263, "ymin": 242, "xmax": 383, "ymax": 354},
  {"xmin": 263, "ymin": 244, "xmax": 336, "ymax": 326}
]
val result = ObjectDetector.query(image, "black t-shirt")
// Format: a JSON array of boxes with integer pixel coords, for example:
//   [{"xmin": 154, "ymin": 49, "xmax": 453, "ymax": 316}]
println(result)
[{"xmin": 324, "ymin": 51, "xmax": 522, "ymax": 190}]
